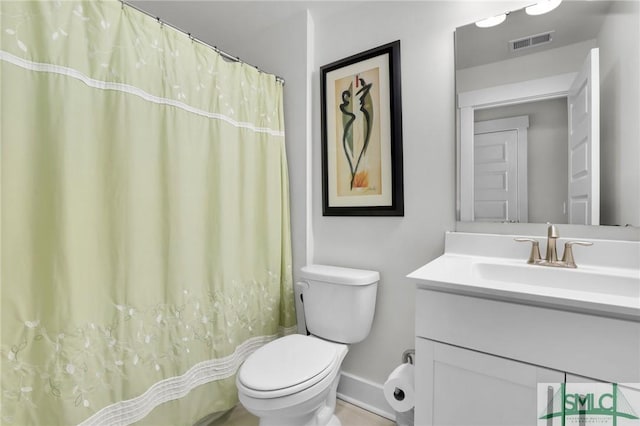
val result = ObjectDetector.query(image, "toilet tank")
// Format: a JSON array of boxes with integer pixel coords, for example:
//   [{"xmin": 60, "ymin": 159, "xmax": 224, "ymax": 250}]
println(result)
[{"xmin": 297, "ymin": 264, "xmax": 379, "ymax": 344}]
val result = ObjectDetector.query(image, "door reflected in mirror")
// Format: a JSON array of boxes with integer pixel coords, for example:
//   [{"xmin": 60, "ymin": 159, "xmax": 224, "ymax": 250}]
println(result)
[
  {"xmin": 455, "ymin": 1, "xmax": 639, "ymax": 227},
  {"xmin": 474, "ymin": 99, "xmax": 566, "ymax": 224}
]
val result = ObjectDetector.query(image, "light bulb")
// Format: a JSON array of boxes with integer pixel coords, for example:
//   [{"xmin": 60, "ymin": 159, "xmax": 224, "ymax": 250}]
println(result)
[
  {"xmin": 525, "ymin": 0, "xmax": 562, "ymax": 16},
  {"xmin": 475, "ymin": 13, "xmax": 507, "ymax": 28}
]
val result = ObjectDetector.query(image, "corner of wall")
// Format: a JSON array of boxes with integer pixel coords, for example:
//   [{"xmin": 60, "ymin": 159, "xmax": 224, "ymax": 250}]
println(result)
[{"xmin": 305, "ymin": 9, "xmax": 315, "ymax": 267}]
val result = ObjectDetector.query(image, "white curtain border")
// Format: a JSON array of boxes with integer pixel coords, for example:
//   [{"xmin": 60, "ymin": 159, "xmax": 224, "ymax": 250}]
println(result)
[
  {"xmin": 0, "ymin": 51, "xmax": 285, "ymax": 138},
  {"xmin": 78, "ymin": 325, "xmax": 297, "ymax": 426}
]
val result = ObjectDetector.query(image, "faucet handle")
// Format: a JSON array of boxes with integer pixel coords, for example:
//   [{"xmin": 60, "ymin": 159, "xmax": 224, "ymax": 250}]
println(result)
[
  {"xmin": 561, "ymin": 241, "xmax": 593, "ymax": 268},
  {"xmin": 514, "ymin": 238, "xmax": 542, "ymax": 264}
]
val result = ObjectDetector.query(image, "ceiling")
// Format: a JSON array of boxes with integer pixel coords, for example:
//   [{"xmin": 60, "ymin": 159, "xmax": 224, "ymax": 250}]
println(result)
[
  {"xmin": 455, "ymin": 1, "xmax": 613, "ymax": 69},
  {"xmin": 128, "ymin": 1, "xmax": 359, "ymax": 55},
  {"xmin": 128, "ymin": 1, "xmax": 615, "ymax": 74}
]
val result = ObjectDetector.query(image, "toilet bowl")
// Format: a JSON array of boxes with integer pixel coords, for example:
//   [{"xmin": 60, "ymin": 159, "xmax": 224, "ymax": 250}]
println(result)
[
  {"xmin": 236, "ymin": 265, "xmax": 379, "ymax": 426},
  {"xmin": 237, "ymin": 334, "xmax": 348, "ymax": 426}
]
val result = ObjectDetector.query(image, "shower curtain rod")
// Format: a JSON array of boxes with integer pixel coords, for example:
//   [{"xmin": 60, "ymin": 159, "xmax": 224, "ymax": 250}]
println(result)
[{"xmin": 120, "ymin": 0, "xmax": 285, "ymax": 84}]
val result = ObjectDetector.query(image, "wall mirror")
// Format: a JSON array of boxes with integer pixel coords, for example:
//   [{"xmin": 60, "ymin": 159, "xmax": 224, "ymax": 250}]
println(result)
[{"xmin": 455, "ymin": 1, "xmax": 639, "ymax": 227}]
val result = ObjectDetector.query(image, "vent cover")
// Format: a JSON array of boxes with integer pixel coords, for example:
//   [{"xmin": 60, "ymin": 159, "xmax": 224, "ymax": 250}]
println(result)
[{"xmin": 510, "ymin": 31, "xmax": 554, "ymax": 52}]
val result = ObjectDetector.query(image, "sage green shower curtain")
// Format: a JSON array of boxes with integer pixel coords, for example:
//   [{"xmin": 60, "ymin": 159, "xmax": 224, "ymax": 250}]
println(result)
[{"xmin": 0, "ymin": 1, "xmax": 296, "ymax": 424}]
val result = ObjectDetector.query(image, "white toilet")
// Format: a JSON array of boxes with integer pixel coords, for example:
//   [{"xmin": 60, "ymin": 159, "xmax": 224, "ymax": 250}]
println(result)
[{"xmin": 236, "ymin": 264, "xmax": 379, "ymax": 426}]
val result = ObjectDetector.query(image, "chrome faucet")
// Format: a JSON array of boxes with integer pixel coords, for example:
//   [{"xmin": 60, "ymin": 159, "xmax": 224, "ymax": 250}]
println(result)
[
  {"xmin": 545, "ymin": 224, "xmax": 559, "ymax": 263},
  {"xmin": 515, "ymin": 224, "xmax": 593, "ymax": 268}
]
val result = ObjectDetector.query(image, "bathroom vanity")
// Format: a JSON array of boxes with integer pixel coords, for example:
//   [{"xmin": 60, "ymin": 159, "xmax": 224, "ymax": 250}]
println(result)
[{"xmin": 408, "ymin": 232, "xmax": 640, "ymax": 426}]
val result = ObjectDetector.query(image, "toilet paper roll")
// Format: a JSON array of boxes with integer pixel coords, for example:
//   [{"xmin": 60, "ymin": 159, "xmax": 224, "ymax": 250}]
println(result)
[{"xmin": 383, "ymin": 363, "xmax": 415, "ymax": 412}]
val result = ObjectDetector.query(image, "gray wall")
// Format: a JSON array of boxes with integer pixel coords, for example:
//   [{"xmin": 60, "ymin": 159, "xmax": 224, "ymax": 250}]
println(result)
[
  {"xmin": 599, "ymin": 0, "xmax": 640, "ymax": 227},
  {"xmin": 456, "ymin": 39, "xmax": 596, "ymax": 93},
  {"xmin": 205, "ymin": 1, "xmax": 526, "ymax": 385},
  {"xmin": 310, "ymin": 1, "xmax": 523, "ymax": 385}
]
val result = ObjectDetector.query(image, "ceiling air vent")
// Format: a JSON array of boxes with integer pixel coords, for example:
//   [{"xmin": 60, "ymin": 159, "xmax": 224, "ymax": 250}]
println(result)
[{"xmin": 509, "ymin": 31, "xmax": 554, "ymax": 52}]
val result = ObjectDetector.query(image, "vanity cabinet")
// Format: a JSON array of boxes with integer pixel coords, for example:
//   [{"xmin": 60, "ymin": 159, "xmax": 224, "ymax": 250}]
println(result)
[
  {"xmin": 416, "ymin": 338, "xmax": 563, "ymax": 426},
  {"xmin": 409, "ymin": 231, "xmax": 639, "ymax": 425},
  {"xmin": 414, "ymin": 288, "xmax": 640, "ymax": 426}
]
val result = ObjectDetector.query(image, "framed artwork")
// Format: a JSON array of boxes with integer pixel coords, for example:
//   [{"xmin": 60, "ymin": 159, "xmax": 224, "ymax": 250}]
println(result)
[{"xmin": 320, "ymin": 40, "xmax": 404, "ymax": 216}]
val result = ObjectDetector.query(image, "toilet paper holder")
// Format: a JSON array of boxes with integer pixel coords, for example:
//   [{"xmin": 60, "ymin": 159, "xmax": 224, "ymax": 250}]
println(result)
[
  {"xmin": 401, "ymin": 349, "xmax": 415, "ymax": 365},
  {"xmin": 385, "ymin": 349, "xmax": 416, "ymax": 425},
  {"xmin": 393, "ymin": 349, "xmax": 415, "ymax": 402}
]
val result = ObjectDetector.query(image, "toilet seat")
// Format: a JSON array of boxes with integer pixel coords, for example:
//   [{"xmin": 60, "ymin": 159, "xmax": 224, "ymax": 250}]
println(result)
[{"xmin": 237, "ymin": 334, "xmax": 345, "ymax": 399}]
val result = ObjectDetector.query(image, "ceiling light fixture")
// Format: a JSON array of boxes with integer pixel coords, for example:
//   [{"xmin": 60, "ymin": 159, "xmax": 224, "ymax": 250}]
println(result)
[
  {"xmin": 525, "ymin": 0, "xmax": 562, "ymax": 16},
  {"xmin": 475, "ymin": 13, "xmax": 507, "ymax": 28}
]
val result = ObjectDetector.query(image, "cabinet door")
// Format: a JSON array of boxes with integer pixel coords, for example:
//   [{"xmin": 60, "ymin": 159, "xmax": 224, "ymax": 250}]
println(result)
[
  {"xmin": 565, "ymin": 374, "xmax": 640, "ymax": 423},
  {"xmin": 416, "ymin": 338, "xmax": 564, "ymax": 426}
]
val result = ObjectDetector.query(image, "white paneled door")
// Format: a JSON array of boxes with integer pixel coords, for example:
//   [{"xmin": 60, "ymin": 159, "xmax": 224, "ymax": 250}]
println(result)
[
  {"xmin": 473, "ymin": 116, "xmax": 529, "ymax": 222},
  {"xmin": 568, "ymin": 48, "xmax": 600, "ymax": 225}
]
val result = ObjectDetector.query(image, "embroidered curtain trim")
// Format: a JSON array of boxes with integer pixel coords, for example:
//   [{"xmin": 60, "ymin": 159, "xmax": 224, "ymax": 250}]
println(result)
[
  {"xmin": 0, "ymin": 51, "xmax": 285, "ymax": 137},
  {"xmin": 79, "ymin": 326, "xmax": 297, "ymax": 426}
]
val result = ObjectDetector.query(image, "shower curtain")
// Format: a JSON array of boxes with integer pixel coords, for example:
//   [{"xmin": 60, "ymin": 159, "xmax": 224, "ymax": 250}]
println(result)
[{"xmin": 1, "ymin": 1, "xmax": 296, "ymax": 424}]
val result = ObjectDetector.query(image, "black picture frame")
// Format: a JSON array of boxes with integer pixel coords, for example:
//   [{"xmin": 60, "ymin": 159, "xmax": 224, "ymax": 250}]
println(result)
[{"xmin": 320, "ymin": 40, "xmax": 404, "ymax": 216}]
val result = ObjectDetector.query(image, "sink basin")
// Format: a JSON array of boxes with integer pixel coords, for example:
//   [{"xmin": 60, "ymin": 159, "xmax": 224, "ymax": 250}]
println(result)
[{"xmin": 472, "ymin": 262, "xmax": 640, "ymax": 298}]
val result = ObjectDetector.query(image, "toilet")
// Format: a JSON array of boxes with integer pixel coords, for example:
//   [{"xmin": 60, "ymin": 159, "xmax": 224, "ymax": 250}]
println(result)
[{"xmin": 236, "ymin": 264, "xmax": 379, "ymax": 426}]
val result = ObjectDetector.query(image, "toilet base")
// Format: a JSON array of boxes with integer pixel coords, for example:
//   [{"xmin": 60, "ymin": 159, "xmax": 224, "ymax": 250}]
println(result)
[
  {"xmin": 326, "ymin": 414, "xmax": 342, "ymax": 426},
  {"xmin": 257, "ymin": 413, "xmax": 341, "ymax": 426},
  {"xmin": 243, "ymin": 369, "xmax": 343, "ymax": 426}
]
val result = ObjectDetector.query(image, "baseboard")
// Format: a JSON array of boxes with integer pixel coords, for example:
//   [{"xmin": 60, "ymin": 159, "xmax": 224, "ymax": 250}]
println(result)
[{"xmin": 336, "ymin": 371, "xmax": 395, "ymax": 421}]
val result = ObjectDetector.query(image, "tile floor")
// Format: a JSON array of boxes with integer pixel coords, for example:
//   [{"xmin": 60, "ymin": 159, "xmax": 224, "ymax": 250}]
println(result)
[{"xmin": 209, "ymin": 399, "xmax": 394, "ymax": 426}]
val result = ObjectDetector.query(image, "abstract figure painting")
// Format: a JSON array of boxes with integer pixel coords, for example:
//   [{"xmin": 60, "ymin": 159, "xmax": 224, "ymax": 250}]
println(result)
[
  {"xmin": 336, "ymin": 68, "xmax": 379, "ymax": 195},
  {"xmin": 321, "ymin": 41, "xmax": 404, "ymax": 216}
]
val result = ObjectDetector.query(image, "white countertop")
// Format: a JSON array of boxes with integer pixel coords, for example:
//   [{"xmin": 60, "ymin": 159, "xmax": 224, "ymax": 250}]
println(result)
[{"xmin": 408, "ymin": 232, "xmax": 640, "ymax": 321}]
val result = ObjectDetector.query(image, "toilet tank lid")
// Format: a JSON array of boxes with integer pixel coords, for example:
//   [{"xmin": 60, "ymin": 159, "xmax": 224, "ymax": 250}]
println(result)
[{"xmin": 300, "ymin": 264, "xmax": 379, "ymax": 286}]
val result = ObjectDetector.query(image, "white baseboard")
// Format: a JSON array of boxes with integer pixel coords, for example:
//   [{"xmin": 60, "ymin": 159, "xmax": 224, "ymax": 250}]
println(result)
[{"xmin": 336, "ymin": 371, "xmax": 396, "ymax": 421}]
